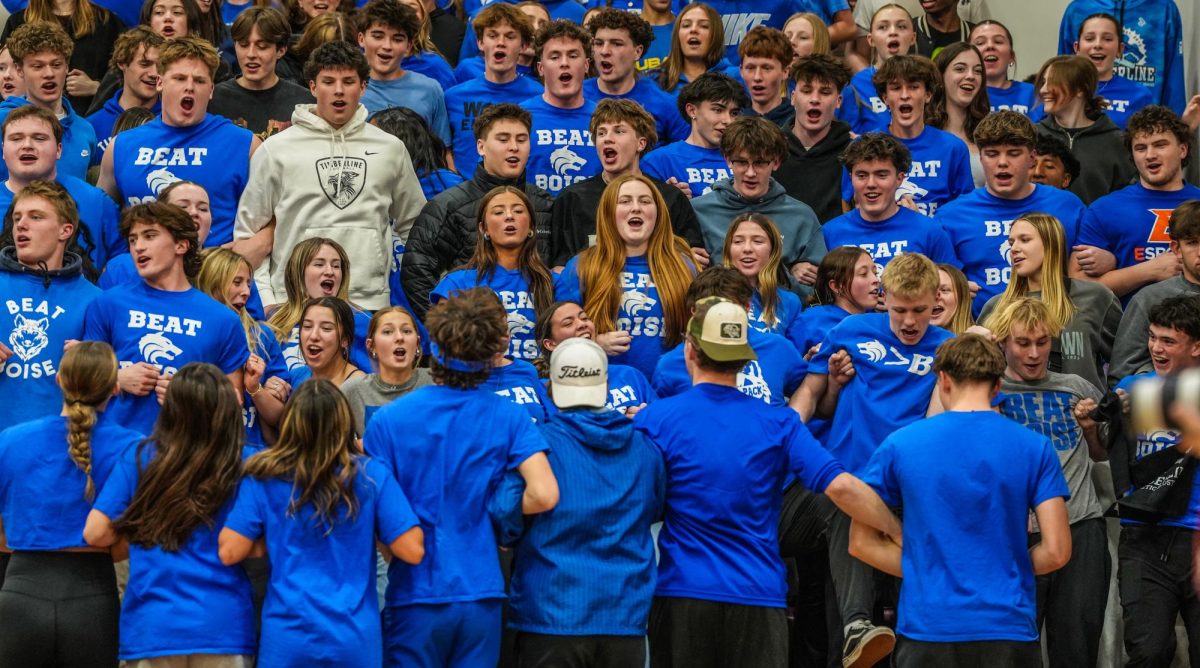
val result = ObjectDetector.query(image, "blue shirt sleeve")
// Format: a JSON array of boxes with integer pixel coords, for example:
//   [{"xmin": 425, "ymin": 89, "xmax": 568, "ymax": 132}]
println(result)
[
  {"xmin": 507, "ymin": 407, "xmax": 550, "ymax": 470},
  {"xmin": 368, "ymin": 459, "xmax": 420, "ymax": 544},
  {"xmin": 929, "ymin": 224, "xmax": 960, "ymax": 268},
  {"xmin": 83, "ymin": 296, "xmax": 111, "ymax": 342},
  {"xmin": 432, "ymin": 91, "xmax": 451, "ymax": 146},
  {"xmin": 784, "ymin": 411, "xmax": 844, "ymax": 492},
  {"xmin": 860, "ymin": 439, "xmax": 900, "ymax": 507},
  {"xmin": 223, "ymin": 475, "xmax": 265, "ymax": 541},
  {"xmin": 215, "ymin": 312, "xmax": 252, "ymax": 375},
  {"xmin": 1030, "ymin": 436, "xmax": 1071, "ymax": 508},
  {"xmin": 92, "ymin": 449, "xmax": 137, "ymax": 520},
  {"xmin": 1075, "ymin": 206, "xmax": 1109, "ymax": 251},
  {"xmin": 553, "ymin": 260, "xmax": 583, "ymax": 303},
  {"xmin": 949, "ymin": 142, "xmax": 974, "ymax": 200},
  {"xmin": 807, "ymin": 327, "xmax": 836, "ymax": 375}
]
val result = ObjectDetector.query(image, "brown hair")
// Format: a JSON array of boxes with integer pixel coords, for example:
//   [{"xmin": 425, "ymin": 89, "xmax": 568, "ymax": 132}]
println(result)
[
  {"xmin": 156, "ymin": 35, "xmax": 220, "ymax": 77},
  {"xmin": 589, "ymin": 98, "xmax": 657, "ymax": 153},
  {"xmin": 932, "ymin": 333, "xmax": 1005, "ymax": 384},
  {"xmin": 424, "ymin": 286, "xmax": 507, "ymax": 388},
  {"xmin": 1170, "ymin": 201, "xmax": 1200, "ymax": 243},
  {"xmin": 972, "ymin": 109, "xmax": 1037, "ymax": 149},
  {"xmin": 243, "ymin": 379, "xmax": 362, "ymax": 533},
  {"xmin": 719, "ymin": 116, "xmax": 788, "ymax": 162},
  {"xmin": 720, "ymin": 213, "xmax": 789, "ymax": 325},
  {"xmin": 26, "ymin": 0, "xmax": 111, "ymax": 40},
  {"xmin": 473, "ymin": 102, "xmax": 531, "ymax": 140},
  {"xmin": 1125, "ymin": 105, "xmax": 1192, "ymax": 168},
  {"xmin": 473, "ymin": 2, "xmax": 533, "ymax": 44},
  {"xmin": 6, "ymin": 21, "xmax": 73, "ymax": 62},
  {"xmin": 119, "ymin": 201, "xmax": 202, "ymax": 279},
  {"xmin": 230, "ymin": 6, "xmax": 290, "ymax": 47},
  {"xmin": 532, "ymin": 18, "xmax": 592, "ymax": 65},
  {"xmin": 927, "ymin": 42, "xmax": 990, "ymax": 142},
  {"xmin": 60, "ymin": 342, "xmax": 118, "ymax": 501},
  {"xmin": 291, "ymin": 12, "xmax": 355, "ymax": 64},
  {"xmin": 812, "ymin": 245, "xmax": 871, "ymax": 306},
  {"xmin": 267, "ymin": 238, "xmax": 352, "ymax": 342},
  {"xmin": 840, "ymin": 132, "xmax": 912, "ymax": 174},
  {"xmin": 738, "ymin": 26, "xmax": 793, "ymax": 65},
  {"xmin": 113, "ymin": 363, "xmax": 244, "ymax": 550},
  {"xmin": 657, "ymin": 2, "xmax": 724, "ymax": 92},
  {"xmin": 108, "ymin": 25, "xmax": 165, "ymax": 70},
  {"xmin": 871, "ymin": 53, "xmax": 939, "ymax": 100},
  {"xmin": 1035, "ymin": 55, "xmax": 1103, "ymax": 120},
  {"xmin": 789, "ymin": 52, "xmax": 850, "ymax": 89},
  {"xmin": 467, "ymin": 186, "xmax": 555, "ymax": 315},
  {"xmin": 586, "ymin": 6, "xmax": 653, "ymax": 51},
  {"xmin": 2, "ymin": 105, "xmax": 62, "ymax": 143}
]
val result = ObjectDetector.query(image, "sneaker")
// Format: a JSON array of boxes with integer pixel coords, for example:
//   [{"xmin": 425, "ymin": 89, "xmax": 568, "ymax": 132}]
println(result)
[{"xmin": 841, "ymin": 620, "xmax": 895, "ymax": 668}]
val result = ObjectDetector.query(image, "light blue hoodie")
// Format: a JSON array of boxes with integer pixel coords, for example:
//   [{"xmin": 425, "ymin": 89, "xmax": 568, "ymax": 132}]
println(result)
[{"xmin": 0, "ymin": 96, "xmax": 98, "ymax": 181}]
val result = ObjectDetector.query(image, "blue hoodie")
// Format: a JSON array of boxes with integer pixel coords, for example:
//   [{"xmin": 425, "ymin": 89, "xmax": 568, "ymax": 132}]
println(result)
[
  {"xmin": 501, "ymin": 408, "xmax": 665, "ymax": 636},
  {"xmin": 86, "ymin": 89, "xmax": 162, "ymax": 159},
  {"xmin": 1057, "ymin": 0, "xmax": 1185, "ymax": 113},
  {"xmin": 0, "ymin": 96, "xmax": 97, "ymax": 181}
]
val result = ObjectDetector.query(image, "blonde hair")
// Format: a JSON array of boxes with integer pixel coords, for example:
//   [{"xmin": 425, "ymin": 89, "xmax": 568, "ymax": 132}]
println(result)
[
  {"xmin": 881, "ymin": 253, "xmax": 938, "ymax": 299},
  {"xmin": 721, "ymin": 213, "xmax": 788, "ymax": 326},
  {"xmin": 578, "ymin": 174, "xmax": 694, "ymax": 348},
  {"xmin": 267, "ymin": 238, "xmax": 351, "ymax": 343},
  {"xmin": 937, "ymin": 263, "xmax": 975, "ymax": 335},
  {"xmin": 59, "ymin": 341, "xmax": 118, "ymax": 501},
  {"xmin": 784, "ymin": 12, "xmax": 830, "ymax": 57},
  {"xmin": 990, "ymin": 213, "xmax": 1076, "ymax": 332},
  {"xmin": 983, "ymin": 296, "xmax": 1063, "ymax": 341},
  {"xmin": 196, "ymin": 248, "xmax": 261, "ymax": 353}
]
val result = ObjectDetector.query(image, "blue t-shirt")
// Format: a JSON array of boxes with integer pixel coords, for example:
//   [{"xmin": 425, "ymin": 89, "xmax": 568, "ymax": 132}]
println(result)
[
  {"xmin": 937, "ymin": 184, "xmax": 1087, "ymax": 314},
  {"xmin": 705, "ymin": 0, "xmax": 810, "ymax": 64},
  {"xmin": 95, "ymin": 445, "xmax": 255, "ymax": 660},
  {"xmin": 639, "ymin": 22, "xmax": 674, "ymax": 73},
  {"xmin": 1116, "ymin": 371, "xmax": 1200, "ymax": 530},
  {"xmin": 823, "ymin": 206, "xmax": 959, "ymax": 278},
  {"xmin": 83, "ymin": 282, "xmax": 250, "ymax": 435},
  {"xmin": 1076, "ymin": 182, "xmax": 1200, "ymax": 271},
  {"xmin": 363, "ymin": 384, "xmax": 549, "ymax": 605},
  {"xmin": 97, "ymin": 254, "xmax": 266, "ymax": 321},
  {"xmin": 244, "ymin": 326, "xmax": 288, "ymax": 451},
  {"xmin": 837, "ymin": 66, "xmax": 888, "ymax": 134},
  {"xmin": 840, "ymin": 127, "xmax": 973, "ymax": 216},
  {"xmin": 224, "ymin": 456, "xmax": 418, "ymax": 667},
  {"xmin": 787, "ymin": 303, "xmax": 851, "ymax": 358},
  {"xmin": 402, "ymin": 52, "xmax": 457, "ymax": 92},
  {"xmin": 279, "ymin": 308, "xmax": 372, "ymax": 374},
  {"xmin": 749, "ymin": 288, "xmax": 801, "ymax": 341},
  {"xmin": 0, "ymin": 266, "xmax": 100, "ymax": 427},
  {"xmin": 110, "ymin": 114, "xmax": 254, "ymax": 246},
  {"xmin": 0, "ymin": 176, "xmax": 120, "ymax": 267},
  {"xmin": 0, "ymin": 96, "xmax": 97, "ymax": 181},
  {"xmin": 988, "ymin": 81, "xmax": 1037, "ymax": 116},
  {"xmin": 418, "ymin": 168, "xmax": 464, "ymax": 200},
  {"xmin": 445, "ymin": 75, "xmax": 542, "ymax": 179},
  {"xmin": 0, "ymin": 413, "xmax": 140, "ymax": 550},
  {"xmin": 362, "ymin": 72, "xmax": 451, "ymax": 145},
  {"xmin": 1058, "ymin": 0, "xmax": 1185, "ymax": 113},
  {"xmin": 634, "ymin": 382, "xmax": 844, "ymax": 606},
  {"xmin": 810, "ymin": 312, "xmax": 953, "ymax": 475},
  {"xmin": 87, "ymin": 90, "xmax": 163, "ymax": 161},
  {"xmin": 604, "ymin": 363, "xmax": 658, "ymax": 413},
  {"xmin": 520, "ymin": 95, "xmax": 600, "ymax": 196},
  {"xmin": 453, "ymin": 57, "xmax": 534, "ymax": 86},
  {"xmin": 652, "ymin": 328, "xmax": 805, "ymax": 406},
  {"xmin": 480, "ymin": 358, "xmax": 550, "ymax": 424},
  {"xmin": 641, "ymin": 141, "xmax": 731, "ymax": 198},
  {"xmin": 433, "ymin": 266, "xmax": 544, "ymax": 361},
  {"xmin": 861, "ymin": 410, "xmax": 1069, "ymax": 641},
  {"xmin": 556, "ymin": 254, "xmax": 673, "ymax": 379},
  {"xmin": 583, "ymin": 78, "xmax": 690, "ymax": 144}
]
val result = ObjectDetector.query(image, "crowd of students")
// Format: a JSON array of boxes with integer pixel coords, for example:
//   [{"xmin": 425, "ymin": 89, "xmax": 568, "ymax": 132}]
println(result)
[{"xmin": 0, "ymin": 0, "xmax": 1197, "ymax": 666}]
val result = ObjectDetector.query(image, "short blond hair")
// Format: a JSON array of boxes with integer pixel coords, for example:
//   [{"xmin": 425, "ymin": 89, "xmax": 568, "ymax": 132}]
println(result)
[
  {"xmin": 881, "ymin": 253, "xmax": 938, "ymax": 299},
  {"xmin": 156, "ymin": 35, "xmax": 220, "ymax": 77},
  {"xmin": 983, "ymin": 297, "xmax": 1063, "ymax": 341}
]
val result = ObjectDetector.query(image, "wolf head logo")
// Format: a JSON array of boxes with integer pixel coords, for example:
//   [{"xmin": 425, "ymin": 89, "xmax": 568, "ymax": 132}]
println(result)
[
  {"xmin": 316, "ymin": 157, "xmax": 367, "ymax": 209},
  {"xmin": 550, "ymin": 146, "xmax": 586, "ymax": 176},
  {"xmin": 856, "ymin": 340, "xmax": 887, "ymax": 363},
  {"xmin": 621, "ymin": 291, "xmax": 658, "ymax": 316},
  {"xmin": 507, "ymin": 311, "xmax": 535, "ymax": 335},
  {"xmin": 138, "ymin": 332, "xmax": 183, "ymax": 365},
  {"xmin": 1000, "ymin": 239, "xmax": 1012, "ymax": 264},
  {"xmin": 896, "ymin": 180, "xmax": 929, "ymax": 201},
  {"xmin": 9, "ymin": 314, "xmax": 49, "ymax": 362},
  {"xmin": 146, "ymin": 168, "xmax": 180, "ymax": 196},
  {"xmin": 736, "ymin": 360, "xmax": 771, "ymax": 403}
]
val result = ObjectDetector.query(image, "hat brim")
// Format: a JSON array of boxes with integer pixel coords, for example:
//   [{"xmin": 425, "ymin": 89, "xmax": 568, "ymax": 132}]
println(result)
[
  {"xmin": 698, "ymin": 340, "xmax": 757, "ymax": 363},
  {"xmin": 551, "ymin": 381, "xmax": 609, "ymax": 409}
]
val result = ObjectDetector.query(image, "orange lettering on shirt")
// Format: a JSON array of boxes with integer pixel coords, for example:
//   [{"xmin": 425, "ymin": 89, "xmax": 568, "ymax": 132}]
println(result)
[{"xmin": 1147, "ymin": 208, "xmax": 1176, "ymax": 243}]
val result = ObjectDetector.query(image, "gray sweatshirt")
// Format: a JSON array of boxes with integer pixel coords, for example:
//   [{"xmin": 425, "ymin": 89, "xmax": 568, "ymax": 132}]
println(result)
[
  {"xmin": 1108, "ymin": 275, "xmax": 1200, "ymax": 386},
  {"xmin": 342, "ymin": 368, "xmax": 433, "ymax": 436}
]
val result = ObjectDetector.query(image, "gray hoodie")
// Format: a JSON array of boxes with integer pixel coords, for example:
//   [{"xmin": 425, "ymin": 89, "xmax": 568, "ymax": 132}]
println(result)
[{"xmin": 692, "ymin": 177, "xmax": 827, "ymax": 271}]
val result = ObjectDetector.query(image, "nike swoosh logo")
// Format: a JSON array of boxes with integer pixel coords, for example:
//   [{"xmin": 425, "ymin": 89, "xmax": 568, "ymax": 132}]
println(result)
[{"xmin": 365, "ymin": 151, "xmax": 379, "ymax": 155}]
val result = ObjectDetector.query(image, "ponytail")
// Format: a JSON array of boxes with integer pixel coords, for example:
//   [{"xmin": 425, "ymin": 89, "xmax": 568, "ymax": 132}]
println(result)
[
  {"xmin": 57, "ymin": 342, "xmax": 118, "ymax": 501},
  {"xmin": 65, "ymin": 399, "xmax": 98, "ymax": 501}
]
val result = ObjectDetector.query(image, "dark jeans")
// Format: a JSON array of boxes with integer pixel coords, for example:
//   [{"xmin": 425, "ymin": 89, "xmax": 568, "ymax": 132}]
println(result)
[
  {"xmin": 893, "ymin": 636, "xmax": 1040, "ymax": 668},
  {"xmin": 1033, "ymin": 518, "xmax": 1110, "ymax": 668},
  {"xmin": 515, "ymin": 633, "xmax": 644, "ymax": 668},
  {"xmin": 1118, "ymin": 524, "xmax": 1200, "ymax": 667},
  {"xmin": 827, "ymin": 507, "xmax": 875, "ymax": 627},
  {"xmin": 0, "ymin": 551, "xmax": 119, "ymax": 668},
  {"xmin": 649, "ymin": 597, "xmax": 787, "ymax": 668}
]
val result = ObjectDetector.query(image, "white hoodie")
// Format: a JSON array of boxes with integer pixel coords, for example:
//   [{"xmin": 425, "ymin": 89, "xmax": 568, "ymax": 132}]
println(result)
[{"xmin": 234, "ymin": 103, "xmax": 426, "ymax": 309}]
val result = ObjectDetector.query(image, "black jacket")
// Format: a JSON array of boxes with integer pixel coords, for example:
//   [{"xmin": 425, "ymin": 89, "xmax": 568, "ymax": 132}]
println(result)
[
  {"xmin": 548, "ymin": 174, "xmax": 704, "ymax": 267},
  {"xmin": 2, "ymin": 10, "xmax": 126, "ymax": 112},
  {"xmin": 401, "ymin": 168, "xmax": 554, "ymax": 319},
  {"xmin": 776, "ymin": 120, "xmax": 852, "ymax": 223}
]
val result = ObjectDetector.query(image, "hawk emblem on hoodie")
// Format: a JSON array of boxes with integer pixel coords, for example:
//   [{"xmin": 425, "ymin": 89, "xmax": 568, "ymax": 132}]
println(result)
[{"xmin": 316, "ymin": 157, "xmax": 367, "ymax": 209}]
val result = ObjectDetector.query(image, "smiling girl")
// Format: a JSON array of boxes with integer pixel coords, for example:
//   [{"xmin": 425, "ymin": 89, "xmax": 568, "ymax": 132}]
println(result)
[
  {"xmin": 970, "ymin": 20, "xmax": 1035, "ymax": 116},
  {"xmin": 1071, "ymin": 12, "xmax": 1152, "ymax": 130},
  {"xmin": 837, "ymin": 3, "xmax": 915, "ymax": 134},
  {"xmin": 721, "ymin": 213, "xmax": 801, "ymax": 339}
]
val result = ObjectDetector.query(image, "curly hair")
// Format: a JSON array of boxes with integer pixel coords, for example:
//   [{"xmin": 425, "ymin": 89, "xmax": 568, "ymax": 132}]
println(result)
[
  {"xmin": 1126, "ymin": 105, "xmax": 1192, "ymax": 168},
  {"xmin": 108, "ymin": 25, "xmax": 165, "ymax": 70},
  {"xmin": 586, "ymin": 7, "xmax": 654, "ymax": 51},
  {"xmin": 532, "ymin": 17, "xmax": 593, "ymax": 65},
  {"xmin": 6, "ymin": 20, "xmax": 73, "ymax": 62},
  {"xmin": 973, "ymin": 109, "xmax": 1037, "ymax": 149},
  {"xmin": 840, "ymin": 132, "xmax": 912, "ymax": 174},
  {"xmin": 425, "ymin": 286, "xmax": 507, "ymax": 389},
  {"xmin": 303, "ymin": 38, "xmax": 369, "ymax": 83}
]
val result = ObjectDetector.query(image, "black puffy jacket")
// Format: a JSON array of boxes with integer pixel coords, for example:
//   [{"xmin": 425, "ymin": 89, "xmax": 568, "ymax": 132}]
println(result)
[{"xmin": 401, "ymin": 168, "xmax": 554, "ymax": 319}]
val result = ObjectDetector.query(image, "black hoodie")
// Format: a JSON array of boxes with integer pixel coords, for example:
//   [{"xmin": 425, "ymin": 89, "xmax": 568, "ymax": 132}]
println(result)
[
  {"xmin": 1036, "ymin": 114, "xmax": 1136, "ymax": 205},
  {"xmin": 776, "ymin": 120, "xmax": 853, "ymax": 223}
]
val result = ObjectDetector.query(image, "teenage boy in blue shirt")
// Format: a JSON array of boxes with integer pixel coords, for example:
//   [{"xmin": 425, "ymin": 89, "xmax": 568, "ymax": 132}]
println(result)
[
  {"xmin": 86, "ymin": 27, "xmax": 163, "ymax": 158},
  {"xmin": 1071, "ymin": 106, "xmax": 1200, "ymax": 299},
  {"xmin": 520, "ymin": 20, "xmax": 600, "ymax": 196},
  {"xmin": 791, "ymin": 252, "xmax": 954, "ymax": 668},
  {"xmin": 1113, "ymin": 295, "xmax": 1200, "ymax": 667},
  {"xmin": 850, "ymin": 332, "xmax": 1071, "ymax": 668},
  {"xmin": 444, "ymin": 3, "xmax": 541, "ymax": 179},
  {"xmin": 641, "ymin": 73, "xmax": 745, "ymax": 198},
  {"xmin": 358, "ymin": 0, "xmax": 449, "ymax": 145},
  {"xmin": 936, "ymin": 111, "xmax": 1087, "ymax": 313},
  {"xmin": 634, "ymin": 295, "xmax": 900, "ymax": 668},
  {"xmin": 584, "ymin": 9, "xmax": 689, "ymax": 145},
  {"xmin": 840, "ymin": 55, "xmax": 973, "ymax": 217}
]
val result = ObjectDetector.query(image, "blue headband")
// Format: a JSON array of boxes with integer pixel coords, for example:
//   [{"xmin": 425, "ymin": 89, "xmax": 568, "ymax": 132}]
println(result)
[{"xmin": 429, "ymin": 342, "xmax": 491, "ymax": 373}]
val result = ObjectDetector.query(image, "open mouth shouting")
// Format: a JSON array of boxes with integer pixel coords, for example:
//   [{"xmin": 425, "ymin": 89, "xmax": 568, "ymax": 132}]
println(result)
[
  {"xmin": 389, "ymin": 344, "xmax": 409, "ymax": 365},
  {"xmin": 886, "ymin": 38, "xmax": 902, "ymax": 54},
  {"xmin": 2, "ymin": 80, "xmax": 17, "ymax": 96},
  {"xmin": 135, "ymin": 253, "xmax": 152, "ymax": 269},
  {"xmin": 626, "ymin": 215, "xmax": 645, "ymax": 232},
  {"xmin": 601, "ymin": 146, "xmax": 620, "ymax": 166},
  {"xmin": 319, "ymin": 278, "xmax": 336, "ymax": 295},
  {"xmin": 597, "ymin": 59, "xmax": 614, "ymax": 77}
]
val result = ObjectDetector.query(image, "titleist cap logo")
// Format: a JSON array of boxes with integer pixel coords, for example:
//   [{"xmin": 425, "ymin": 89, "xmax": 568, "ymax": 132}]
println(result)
[{"xmin": 556, "ymin": 365, "xmax": 602, "ymax": 380}]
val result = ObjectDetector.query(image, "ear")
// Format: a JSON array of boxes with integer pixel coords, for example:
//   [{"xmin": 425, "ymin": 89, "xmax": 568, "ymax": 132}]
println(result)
[
  {"xmin": 636, "ymin": 136, "xmax": 647, "ymax": 154},
  {"xmin": 54, "ymin": 142, "xmax": 62, "ymax": 161},
  {"xmin": 308, "ymin": 79, "xmax": 317, "ymax": 97},
  {"xmin": 357, "ymin": 32, "xmax": 367, "ymax": 48},
  {"xmin": 536, "ymin": 59, "xmax": 545, "ymax": 78},
  {"xmin": 476, "ymin": 137, "xmax": 486, "ymax": 158},
  {"xmin": 58, "ymin": 222, "xmax": 75, "ymax": 243}
]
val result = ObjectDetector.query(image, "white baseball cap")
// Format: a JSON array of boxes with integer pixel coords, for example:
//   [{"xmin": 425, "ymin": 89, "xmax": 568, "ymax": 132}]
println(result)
[
  {"xmin": 549, "ymin": 337, "xmax": 608, "ymax": 409},
  {"xmin": 688, "ymin": 297, "xmax": 757, "ymax": 362}
]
